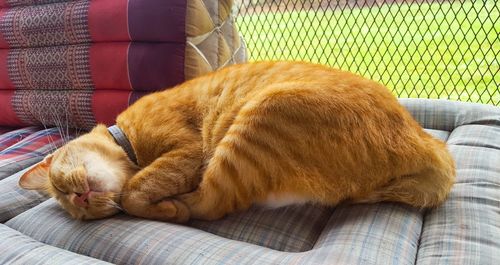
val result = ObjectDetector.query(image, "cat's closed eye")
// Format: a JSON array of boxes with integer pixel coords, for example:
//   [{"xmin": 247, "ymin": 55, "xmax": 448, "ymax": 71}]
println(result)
[{"xmin": 51, "ymin": 183, "xmax": 68, "ymax": 195}]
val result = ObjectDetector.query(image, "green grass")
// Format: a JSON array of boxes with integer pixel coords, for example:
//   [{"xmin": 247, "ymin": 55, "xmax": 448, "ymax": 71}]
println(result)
[{"xmin": 237, "ymin": 1, "xmax": 500, "ymax": 105}]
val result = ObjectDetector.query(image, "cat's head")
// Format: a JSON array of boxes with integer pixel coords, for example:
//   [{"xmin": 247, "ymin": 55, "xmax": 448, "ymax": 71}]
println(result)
[{"xmin": 19, "ymin": 125, "xmax": 138, "ymax": 220}]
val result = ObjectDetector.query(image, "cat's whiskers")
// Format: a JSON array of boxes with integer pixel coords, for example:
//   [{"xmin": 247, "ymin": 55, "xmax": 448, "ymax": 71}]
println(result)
[
  {"xmin": 64, "ymin": 111, "xmax": 70, "ymax": 143},
  {"xmin": 50, "ymin": 106, "xmax": 63, "ymax": 138},
  {"xmin": 107, "ymin": 200, "xmax": 124, "ymax": 211},
  {"xmin": 92, "ymin": 196, "xmax": 124, "ymax": 211},
  {"xmin": 67, "ymin": 148, "xmax": 79, "ymax": 172},
  {"xmin": 37, "ymin": 106, "xmax": 59, "ymax": 154},
  {"xmin": 112, "ymin": 191, "xmax": 138, "ymax": 198},
  {"xmin": 51, "ymin": 105, "xmax": 75, "ymax": 144},
  {"xmin": 26, "ymin": 97, "xmax": 56, "ymax": 152}
]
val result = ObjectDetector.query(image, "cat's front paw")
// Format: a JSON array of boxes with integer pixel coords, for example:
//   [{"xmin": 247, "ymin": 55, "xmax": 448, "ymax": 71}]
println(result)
[
  {"xmin": 121, "ymin": 191, "xmax": 190, "ymax": 223},
  {"xmin": 175, "ymin": 190, "xmax": 226, "ymax": 221},
  {"xmin": 157, "ymin": 199, "xmax": 191, "ymax": 223}
]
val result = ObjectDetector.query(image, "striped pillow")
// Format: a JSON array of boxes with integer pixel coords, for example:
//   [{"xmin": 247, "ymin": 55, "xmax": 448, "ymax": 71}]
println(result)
[{"xmin": 0, "ymin": 0, "xmax": 246, "ymax": 129}]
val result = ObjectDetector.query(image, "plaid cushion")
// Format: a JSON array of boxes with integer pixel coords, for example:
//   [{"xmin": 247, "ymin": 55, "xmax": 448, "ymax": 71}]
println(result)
[
  {"xmin": 0, "ymin": 224, "xmax": 111, "ymax": 265},
  {"xmin": 0, "ymin": 127, "xmax": 70, "ymax": 180},
  {"xmin": 419, "ymin": 132, "xmax": 500, "ymax": 260},
  {"xmin": 3, "ymin": 99, "xmax": 499, "ymax": 264},
  {"xmin": 0, "ymin": 126, "xmax": 38, "ymax": 151},
  {"xmin": 0, "ymin": 166, "xmax": 48, "ymax": 222},
  {"xmin": 5, "ymin": 200, "xmax": 423, "ymax": 265},
  {"xmin": 416, "ymin": 145, "xmax": 500, "ymax": 264},
  {"xmin": 400, "ymin": 98, "xmax": 500, "ymax": 132},
  {"xmin": 401, "ymin": 99, "xmax": 500, "ymax": 264},
  {"xmin": 189, "ymin": 204, "xmax": 333, "ymax": 251}
]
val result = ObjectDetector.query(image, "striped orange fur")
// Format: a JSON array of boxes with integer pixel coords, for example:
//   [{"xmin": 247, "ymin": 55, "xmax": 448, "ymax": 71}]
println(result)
[{"xmin": 19, "ymin": 61, "xmax": 455, "ymax": 222}]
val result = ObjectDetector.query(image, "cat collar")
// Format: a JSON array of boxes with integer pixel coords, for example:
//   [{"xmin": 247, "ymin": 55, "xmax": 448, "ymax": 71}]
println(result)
[{"xmin": 107, "ymin": 125, "xmax": 138, "ymax": 165}]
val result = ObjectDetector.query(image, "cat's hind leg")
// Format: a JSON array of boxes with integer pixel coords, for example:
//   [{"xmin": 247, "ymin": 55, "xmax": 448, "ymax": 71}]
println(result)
[
  {"xmin": 175, "ymin": 85, "xmax": 349, "ymax": 220},
  {"xmin": 352, "ymin": 143, "xmax": 455, "ymax": 208},
  {"xmin": 175, "ymin": 151, "xmax": 257, "ymax": 221},
  {"xmin": 174, "ymin": 87, "xmax": 316, "ymax": 221}
]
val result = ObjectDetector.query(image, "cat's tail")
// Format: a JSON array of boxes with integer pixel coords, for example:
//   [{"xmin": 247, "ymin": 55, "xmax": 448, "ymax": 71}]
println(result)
[{"xmin": 353, "ymin": 138, "xmax": 456, "ymax": 208}]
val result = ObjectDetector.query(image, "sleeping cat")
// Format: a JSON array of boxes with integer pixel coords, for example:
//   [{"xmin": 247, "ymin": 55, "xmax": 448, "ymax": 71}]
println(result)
[{"xmin": 19, "ymin": 61, "xmax": 455, "ymax": 222}]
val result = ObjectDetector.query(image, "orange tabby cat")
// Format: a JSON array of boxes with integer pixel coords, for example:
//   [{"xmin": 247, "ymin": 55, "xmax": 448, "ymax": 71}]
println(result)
[{"xmin": 19, "ymin": 61, "xmax": 455, "ymax": 222}]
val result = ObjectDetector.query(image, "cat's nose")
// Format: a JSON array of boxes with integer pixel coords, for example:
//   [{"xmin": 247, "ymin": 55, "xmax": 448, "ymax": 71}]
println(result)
[{"xmin": 73, "ymin": 191, "xmax": 90, "ymax": 207}]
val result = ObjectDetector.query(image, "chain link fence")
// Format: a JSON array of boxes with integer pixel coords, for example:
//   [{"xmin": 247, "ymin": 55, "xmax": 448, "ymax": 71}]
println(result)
[{"xmin": 235, "ymin": 0, "xmax": 499, "ymax": 105}]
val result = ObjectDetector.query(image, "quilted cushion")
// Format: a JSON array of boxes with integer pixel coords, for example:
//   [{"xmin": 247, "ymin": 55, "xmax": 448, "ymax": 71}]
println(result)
[
  {"xmin": 3, "ymin": 99, "xmax": 499, "ymax": 264},
  {"xmin": 0, "ymin": 0, "xmax": 246, "ymax": 129}
]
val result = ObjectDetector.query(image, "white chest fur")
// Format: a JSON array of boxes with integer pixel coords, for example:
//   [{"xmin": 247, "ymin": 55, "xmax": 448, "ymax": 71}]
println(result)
[
  {"xmin": 259, "ymin": 192, "xmax": 309, "ymax": 208},
  {"xmin": 83, "ymin": 153, "xmax": 124, "ymax": 193}
]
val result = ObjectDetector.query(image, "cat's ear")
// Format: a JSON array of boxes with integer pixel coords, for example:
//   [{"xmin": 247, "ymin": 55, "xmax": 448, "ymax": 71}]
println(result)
[{"xmin": 19, "ymin": 155, "xmax": 53, "ymax": 190}]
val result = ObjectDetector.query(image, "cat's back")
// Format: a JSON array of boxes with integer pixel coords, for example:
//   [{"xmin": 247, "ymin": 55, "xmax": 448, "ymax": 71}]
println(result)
[
  {"xmin": 198, "ymin": 61, "xmax": 384, "ymax": 95},
  {"xmin": 122, "ymin": 61, "xmax": 394, "ymax": 118},
  {"xmin": 195, "ymin": 62, "xmax": 451, "ymax": 208},
  {"xmin": 191, "ymin": 61, "xmax": 397, "ymax": 113},
  {"xmin": 118, "ymin": 61, "xmax": 408, "ymax": 162},
  {"xmin": 190, "ymin": 61, "xmax": 413, "ymax": 155}
]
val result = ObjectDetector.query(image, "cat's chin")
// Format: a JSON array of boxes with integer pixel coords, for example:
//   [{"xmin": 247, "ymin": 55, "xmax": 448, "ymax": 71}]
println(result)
[{"xmin": 66, "ymin": 206, "xmax": 121, "ymax": 220}]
